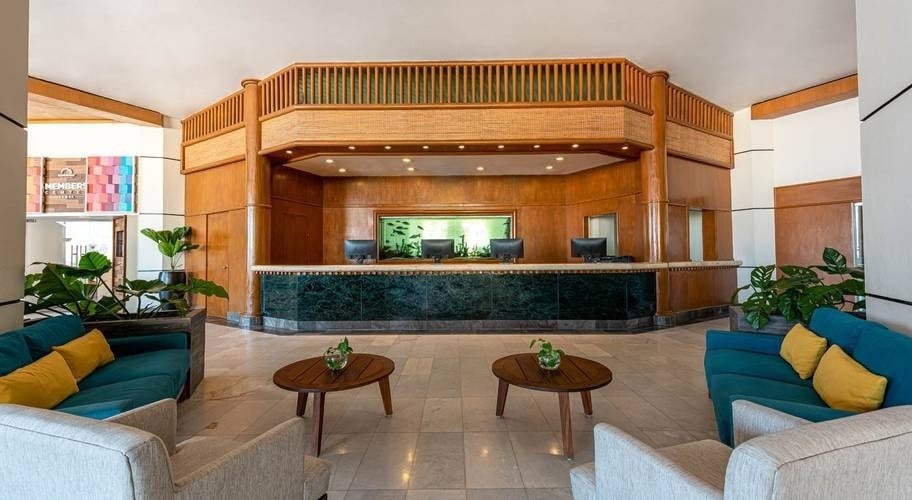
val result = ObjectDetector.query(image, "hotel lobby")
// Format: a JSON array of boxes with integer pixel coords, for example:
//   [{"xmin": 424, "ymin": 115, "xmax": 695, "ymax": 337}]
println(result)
[{"xmin": 3, "ymin": 1, "xmax": 912, "ymax": 499}]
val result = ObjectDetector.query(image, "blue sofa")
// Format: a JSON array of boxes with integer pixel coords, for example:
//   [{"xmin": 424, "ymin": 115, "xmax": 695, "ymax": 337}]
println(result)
[
  {"xmin": 705, "ymin": 308, "xmax": 912, "ymax": 445},
  {"xmin": 0, "ymin": 315, "xmax": 190, "ymax": 419}
]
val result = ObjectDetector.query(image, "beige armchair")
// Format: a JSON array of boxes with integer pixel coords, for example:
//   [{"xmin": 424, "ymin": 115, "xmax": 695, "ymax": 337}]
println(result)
[
  {"xmin": 570, "ymin": 400, "xmax": 912, "ymax": 499},
  {"xmin": 0, "ymin": 399, "xmax": 332, "ymax": 500}
]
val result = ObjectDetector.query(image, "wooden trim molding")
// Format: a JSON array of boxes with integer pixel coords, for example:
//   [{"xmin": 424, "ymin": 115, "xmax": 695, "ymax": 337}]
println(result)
[
  {"xmin": 27, "ymin": 76, "xmax": 164, "ymax": 126},
  {"xmin": 751, "ymin": 75, "xmax": 858, "ymax": 120},
  {"xmin": 773, "ymin": 176, "xmax": 862, "ymax": 208}
]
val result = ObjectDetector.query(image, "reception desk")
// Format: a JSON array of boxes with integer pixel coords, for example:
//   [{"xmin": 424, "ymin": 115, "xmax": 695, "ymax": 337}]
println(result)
[{"xmin": 253, "ymin": 261, "xmax": 739, "ymax": 332}]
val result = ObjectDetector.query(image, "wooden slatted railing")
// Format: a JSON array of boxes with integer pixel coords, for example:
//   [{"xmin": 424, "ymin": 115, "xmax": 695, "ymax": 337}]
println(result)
[
  {"xmin": 665, "ymin": 83, "xmax": 733, "ymax": 137},
  {"xmin": 181, "ymin": 90, "xmax": 244, "ymax": 143}
]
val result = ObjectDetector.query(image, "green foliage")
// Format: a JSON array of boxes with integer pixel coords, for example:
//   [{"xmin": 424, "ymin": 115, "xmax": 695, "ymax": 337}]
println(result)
[
  {"xmin": 23, "ymin": 251, "xmax": 228, "ymax": 321},
  {"xmin": 326, "ymin": 336, "xmax": 354, "ymax": 356},
  {"xmin": 378, "ymin": 217, "xmax": 504, "ymax": 260},
  {"xmin": 733, "ymin": 247, "xmax": 865, "ymax": 329},
  {"xmin": 530, "ymin": 337, "xmax": 565, "ymax": 369},
  {"xmin": 140, "ymin": 226, "xmax": 199, "ymax": 270}
]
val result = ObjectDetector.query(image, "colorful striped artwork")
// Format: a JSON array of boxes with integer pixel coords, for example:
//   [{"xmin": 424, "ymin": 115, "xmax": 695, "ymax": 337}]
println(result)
[
  {"xmin": 85, "ymin": 156, "xmax": 136, "ymax": 212},
  {"xmin": 26, "ymin": 157, "xmax": 44, "ymax": 213}
]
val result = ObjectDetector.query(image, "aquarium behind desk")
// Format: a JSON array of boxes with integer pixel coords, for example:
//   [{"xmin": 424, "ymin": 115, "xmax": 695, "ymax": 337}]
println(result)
[{"xmin": 379, "ymin": 215, "xmax": 512, "ymax": 260}]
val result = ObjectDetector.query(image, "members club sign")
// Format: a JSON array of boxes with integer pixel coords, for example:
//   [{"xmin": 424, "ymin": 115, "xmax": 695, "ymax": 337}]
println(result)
[{"xmin": 28, "ymin": 156, "xmax": 137, "ymax": 214}]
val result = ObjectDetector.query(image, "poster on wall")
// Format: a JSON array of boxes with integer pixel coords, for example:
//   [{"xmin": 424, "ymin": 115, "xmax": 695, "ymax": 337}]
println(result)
[
  {"xmin": 85, "ymin": 156, "xmax": 136, "ymax": 213},
  {"xmin": 26, "ymin": 157, "xmax": 44, "ymax": 214},
  {"xmin": 43, "ymin": 158, "xmax": 87, "ymax": 213}
]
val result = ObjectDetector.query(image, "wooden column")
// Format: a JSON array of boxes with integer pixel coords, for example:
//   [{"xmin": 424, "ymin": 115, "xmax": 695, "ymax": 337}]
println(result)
[
  {"xmin": 640, "ymin": 71, "xmax": 672, "ymax": 319},
  {"xmin": 241, "ymin": 79, "xmax": 272, "ymax": 325}
]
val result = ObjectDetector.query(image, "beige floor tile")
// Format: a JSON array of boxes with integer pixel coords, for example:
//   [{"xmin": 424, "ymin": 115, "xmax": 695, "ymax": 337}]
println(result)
[
  {"xmin": 420, "ymin": 398, "xmax": 464, "ymax": 432},
  {"xmin": 408, "ymin": 432, "xmax": 466, "ymax": 489},
  {"xmin": 375, "ymin": 397, "xmax": 425, "ymax": 433},
  {"xmin": 349, "ymin": 432, "xmax": 419, "ymax": 490},
  {"xmin": 508, "ymin": 431, "xmax": 574, "ymax": 489},
  {"xmin": 321, "ymin": 433, "xmax": 373, "ymax": 490},
  {"xmin": 467, "ymin": 489, "xmax": 528, "ymax": 500},
  {"xmin": 464, "ymin": 432, "xmax": 524, "ymax": 489},
  {"xmin": 406, "ymin": 491, "xmax": 466, "ymax": 500}
]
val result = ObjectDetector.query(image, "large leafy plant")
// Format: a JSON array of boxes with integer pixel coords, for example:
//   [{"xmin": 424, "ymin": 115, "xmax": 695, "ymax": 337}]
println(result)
[
  {"xmin": 24, "ymin": 251, "xmax": 227, "ymax": 321},
  {"xmin": 733, "ymin": 247, "xmax": 865, "ymax": 329},
  {"xmin": 140, "ymin": 226, "xmax": 198, "ymax": 271}
]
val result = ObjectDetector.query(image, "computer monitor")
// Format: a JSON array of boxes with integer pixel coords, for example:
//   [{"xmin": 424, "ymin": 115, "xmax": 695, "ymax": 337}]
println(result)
[
  {"xmin": 602, "ymin": 255, "xmax": 634, "ymax": 263},
  {"xmin": 421, "ymin": 239, "xmax": 455, "ymax": 263},
  {"xmin": 490, "ymin": 238, "xmax": 524, "ymax": 263},
  {"xmin": 344, "ymin": 239, "xmax": 376, "ymax": 264},
  {"xmin": 571, "ymin": 238, "xmax": 607, "ymax": 263}
]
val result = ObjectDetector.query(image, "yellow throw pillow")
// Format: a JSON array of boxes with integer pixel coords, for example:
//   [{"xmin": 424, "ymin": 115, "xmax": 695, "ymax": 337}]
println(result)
[
  {"xmin": 0, "ymin": 351, "xmax": 79, "ymax": 409},
  {"xmin": 779, "ymin": 323, "xmax": 828, "ymax": 379},
  {"xmin": 813, "ymin": 345, "xmax": 887, "ymax": 412},
  {"xmin": 52, "ymin": 329, "xmax": 115, "ymax": 382}
]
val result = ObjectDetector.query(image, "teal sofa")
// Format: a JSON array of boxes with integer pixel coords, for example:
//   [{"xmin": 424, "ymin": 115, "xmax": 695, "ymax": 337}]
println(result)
[
  {"xmin": 0, "ymin": 315, "xmax": 190, "ymax": 419},
  {"xmin": 705, "ymin": 308, "xmax": 912, "ymax": 445}
]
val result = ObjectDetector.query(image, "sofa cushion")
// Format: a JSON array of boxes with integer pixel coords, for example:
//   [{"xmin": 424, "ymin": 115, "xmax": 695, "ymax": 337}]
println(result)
[
  {"xmin": 853, "ymin": 325, "xmax": 912, "ymax": 407},
  {"xmin": 56, "ymin": 374, "xmax": 177, "ymax": 414},
  {"xmin": 0, "ymin": 332, "xmax": 32, "ymax": 376},
  {"xmin": 55, "ymin": 399, "xmax": 133, "ymax": 419},
  {"xmin": 808, "ymin": 308, "xmax": 884, "ymax": 354},
  {"xmin": 710, "ymin": 373, "xmax": 825, "ymax": 445},
  {"xmin": 78, "ymin": 349, "xmax": 189, "ymax": 394},
  {"xmin": 15, "ymin": 315, "xmax": 85, "ymax": 359},
  {"xmin": 813, "ymin": 345, "xmax": 886, "ymax": 412},
  {"xmin": 779, "ymin": 324, "xmax": 828, "ymax": 379},
  {"xmin": 0, "ymin": 352, "xmax": 79, "ymax": 409},
  {"xmin": 705, "ymin": 349, "xmax": 811, "ymax": 389},
  {"xmin": 52, "ymin": 329, "xmax": 115, "ymax": 381}
]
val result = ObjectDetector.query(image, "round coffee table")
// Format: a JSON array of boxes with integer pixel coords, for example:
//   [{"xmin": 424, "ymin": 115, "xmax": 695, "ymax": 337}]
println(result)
[
  {"xmin": 274, "ymin": 353, "xmax": 395, "ymax": 456},
  {"xmin": 492, "ymin": 353, "xmax": 612, "ymax": 459}
]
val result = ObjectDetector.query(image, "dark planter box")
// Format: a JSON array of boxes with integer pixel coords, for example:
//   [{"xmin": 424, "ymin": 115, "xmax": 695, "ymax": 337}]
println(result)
[
  {"xmin": 729, "ymin": 306, "xmax": 798, "ymax": 336},
  {"xmin": 85, "ymin": 308, "xmax": 206, "ymax": 397}
]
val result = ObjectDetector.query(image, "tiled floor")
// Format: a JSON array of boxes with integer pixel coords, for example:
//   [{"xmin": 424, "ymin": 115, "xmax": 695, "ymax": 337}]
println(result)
[{"xmin": 177, "ymin": 319, "xmax": 726, "ymax": 499}]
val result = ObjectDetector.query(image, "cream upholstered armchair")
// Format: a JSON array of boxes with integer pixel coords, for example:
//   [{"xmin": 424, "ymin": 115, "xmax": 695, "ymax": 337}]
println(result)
[
  {"xmin": 0, "ymin": 399, "xmax": 332, "ymax": 500},
  {"xmin": 570, "ymin": 400, "xmax": 912, "ymax": 500}
]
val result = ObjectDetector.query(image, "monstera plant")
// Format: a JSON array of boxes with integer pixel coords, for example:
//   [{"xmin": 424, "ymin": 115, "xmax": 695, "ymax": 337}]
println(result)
[
  {"xmin": 732, "ymin": 247, "xmax": 865, "ymax": 330},
  {"xmin": 24, "ymin": 251, "xmax": 227, "ymax": 321}
]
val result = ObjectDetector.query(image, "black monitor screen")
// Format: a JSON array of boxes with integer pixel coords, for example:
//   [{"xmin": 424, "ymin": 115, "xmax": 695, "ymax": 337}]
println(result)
[
  {"xmin": 490, "ymin": 238, "xmax": 524, "ymax": 262},
  {"xmin": 421, "ymin": 239, "xmax": 455, "ymax": 263},
  {"xmin": 570, "ymin": 238, "xmax": 607, "ymax": 262},
  {"xmin": 344, "ymin": 239, "xmax": 376, "ymax": 264}
]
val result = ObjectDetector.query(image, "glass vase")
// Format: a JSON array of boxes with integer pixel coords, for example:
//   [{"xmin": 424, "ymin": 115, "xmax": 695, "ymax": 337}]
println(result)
[
  {"xmin": 537, "ymin": 351, "xmax": 561, "ymax": 371},
  {"xmin": 325, "ymin": 351, "xmax": 349, "ymax": 371}
]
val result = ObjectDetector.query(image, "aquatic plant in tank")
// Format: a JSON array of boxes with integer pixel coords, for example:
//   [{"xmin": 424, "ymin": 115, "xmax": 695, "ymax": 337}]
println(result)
[{"xmin": 379, "ymin": 215, "xmax": 512, "ymax": 259}]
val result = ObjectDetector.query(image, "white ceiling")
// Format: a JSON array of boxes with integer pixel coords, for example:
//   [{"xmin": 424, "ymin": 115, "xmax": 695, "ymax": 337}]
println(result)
[
  {"xmin": 28, "ymin": 0, "xmax": 857, "ymax": 119},
  {"xmin": 286, "ymin": 152, "xmax": 622, "ymax": 177}
]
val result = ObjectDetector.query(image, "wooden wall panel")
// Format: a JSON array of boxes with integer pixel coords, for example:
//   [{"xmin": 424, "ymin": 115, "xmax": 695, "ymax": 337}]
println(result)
[
  {"xmin": 667, "ymin": 205, "xmax": 689, "ymax": 262},
  {"xmin": 774, "ymin": 177, "xmax": 861, "ymax": 267},
  {"xmin": 752, "ymin": 75, "xmax": 858, "ymax": 120},
  {"xmin": 272, "ymin": 166, "xmax": 323, "ymax": 206},
  {"xmin": 665, "ymin": 122, "xmax": 733, "ymax": 168},
  {"xmin": 518, "ymin": 205, "xmax": 568, "ymax": 262},
  {"xmin": 205, "ymin": 211, "xmax": 231, "ymax": 318},
  {"xmin": 185, "ymin": 161, "xmax": 247, "ymax": 216},
  {"xmin": 183, "ymin": 128, "xmax": 245, "ymax": 171},
  {"xmin": 184, "ymin": 214, "xmax": 207, "ymax": 307},
  {"xmin": 669, "ymin": 267, "xmax": 737, "ymax": 312},
  {"xmin": 667, "ymin": 156, "xmax": 732, "ymax": 210},
  {"xmin": 564, "ymin": 194, "xmax": 644, "ymax": 260},
  {"xmin": 565, "ymin": 161, "xmax": 640, "ymax": 203},
  {"xmin": 271, "ymin": 201, "xmax": 323, "ymax": 264},
  {"xmin": 228, "ymin": 209, "xmax": 248, "ymax": 316}
]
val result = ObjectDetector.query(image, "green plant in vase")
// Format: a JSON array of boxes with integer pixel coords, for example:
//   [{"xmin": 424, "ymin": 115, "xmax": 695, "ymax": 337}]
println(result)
[
  {"xmin": 325, "ymin": 337, "xmax": 354, "ymax": 371},
  {"xmin": 530, "ymin": 338, "xmax": 565, "ymax": 371}
]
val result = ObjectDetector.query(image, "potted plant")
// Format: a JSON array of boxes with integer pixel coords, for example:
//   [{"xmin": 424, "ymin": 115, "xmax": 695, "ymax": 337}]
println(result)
[
  {"xmin": 140, "ymin": 226, "xmax": 198, "ymax": 308},
  {"xmin": 530, "ymin": 338, "xmax": 565, "ymax": 371},
  {"xmin": 731, "ymin": 247, "xmax": 865, "ymax": 334},
  {"xmin": 23, "ymin": 251, "xmax": 227, "ymax": 394},
  {"xmin": 325, "ymin": 337, "xmax": 353, "ymax": 371}
]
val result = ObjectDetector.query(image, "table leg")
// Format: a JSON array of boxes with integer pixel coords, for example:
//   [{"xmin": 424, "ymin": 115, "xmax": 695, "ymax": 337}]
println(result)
[
  {"xmin": 558, "ymin": 392, "xmax": 573, "ymax": 459},
  {"xmin": 581, "ymin": 391, "xmax": 593, "ymax": 416},
  {"xmin": 378, "ymin": 376, "xmax": 393, "ymax": 416},
  {"xmin": 496, "ymin": 379, "xmax": 509, "ymax": 417},
  {"xmin": 311, "ymin": 392, "xmax": 326, "ymax": 456},
  {"xmin": 296, "ymin": 392, "xmax": 309, "ymax": 417}
]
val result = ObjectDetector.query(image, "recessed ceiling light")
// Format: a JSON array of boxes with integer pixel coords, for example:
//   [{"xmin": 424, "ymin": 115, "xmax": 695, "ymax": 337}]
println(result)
[
  {"xmin": 571, "ymin": 144, "xmax": 579, "ymax": 148},
  {"xmin": 621, "ymin": 144, "xmax": 629, "ymax": 150},
  {"xmin": 476, "ymin": 166, "xmax": 485, "ymax": 171},
  {"xmin": 402, "ymin": 158, "xmax": 412, "ymax": 163},
  {"xmin": 533, "ymin": 144, "xmax": 540, "ymax": 149},
  {"xmin": 384, "ymin": 145, "xmax": 392, "ymax": 150},
  {"xmin": 422, "ymin": 145, "xmax": 429, "ymax": 150},
  {"xmin": 407, "ymin": 167, "xmax": 415, "ymax": 172},
  {"xmin": 545, "ymin": 165, "xmax": 554, "ymax": 170},
  {"xmin": 285, "ymin": 150, "xmax": 293, "ymax": 155},
  {"xmin": 338, "ymin": 168, "xmax": 347, "ymax": 173},
  {"xmin": 497, "ymin": 145, "xmax": 505, "ymax": 149},
  {"xmin": 348, "ymin": 145, "xmax": 356, "ymax": 150},
  {"xmin": 555, "ymin": 156, "xmax": 565, "ymax": 161},
  {"xmin": 325, "ymin": 159, "xmax": 334, "ymax": 164},
  {"xmin": 458, "ymin": 145, "xmax": 465, "ymax": 150}
]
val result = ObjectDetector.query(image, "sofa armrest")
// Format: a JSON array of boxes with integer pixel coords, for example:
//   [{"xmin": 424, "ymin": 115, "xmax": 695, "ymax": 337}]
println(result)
[
  {"xmin": 732, "ymin": 399, "xmax": 810, "ymax": 446},
  {"xmin": 705, "ymin": 329, "xmax": 784, "ymax": 355},
  {"xmin": 593, "ymin": 423, "xmax": 723, "ymax": 499},
  {"xmin": 106, "ymin": 399, "xmax": 177, "ymax": 455},
  {"xmin": 731, "ymin": 396, "xmax": 857, "ymax": 425},
  {"xmin": 107, "ymin": 333, "xmax": 188, "ymax": 357},
  {"xmin": 173, "ymin": 418, "xmax": 317, "ymax": 500},
  {"xmin": 56, "ymin": 399, "xmax": 133, "ymax": 420}
]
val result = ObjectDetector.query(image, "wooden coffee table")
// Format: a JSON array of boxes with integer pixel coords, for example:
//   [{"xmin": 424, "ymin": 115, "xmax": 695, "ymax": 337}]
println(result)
[
  {"xmin": 273, "ymin": 353, "xmax": 395, "ymax": 456},
  {"xmin": 492, "ymin": 353, "xmax": 613, "ymax": 459}
]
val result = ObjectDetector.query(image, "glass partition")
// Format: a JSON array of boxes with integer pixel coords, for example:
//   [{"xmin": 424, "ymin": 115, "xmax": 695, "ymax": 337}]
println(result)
[{"xmin": 379, "ymin": 215, "xmax": 512, "ymax": 260}]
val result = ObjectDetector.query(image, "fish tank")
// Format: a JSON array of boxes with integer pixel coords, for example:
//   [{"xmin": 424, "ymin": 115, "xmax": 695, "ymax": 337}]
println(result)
[{"xmin": 379, "ymin": 215, "xmax": 512, "ymax": 260}]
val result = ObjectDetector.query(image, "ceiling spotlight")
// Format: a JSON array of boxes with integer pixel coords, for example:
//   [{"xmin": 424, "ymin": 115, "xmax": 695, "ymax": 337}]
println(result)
[
  {"xmin": 407, "ymin": 167, "xmax": 415, "ymax": 172},
  {"xmin": 556, "ymin": 156, "xmax": 565, "ymax": 161},
  {"xmin": 476, "ymin": 166, "xmax": 485, "ymax": 171},
  {"xmin": 458, "ymin": 145, "xmax": 465, "ymax": 150},
  {"xmin": 285, "ymin": 150, "xmax": 293, "ymax": 155},
  {"xmin": 384, "ymin": 145, "xmax": 392, "ymax": 150},
  {"xmin": 325, "ymin": 159, "xmax": 334, "ymax": 164},
  {"xmin": 402, "ymin": 157, "xmax": 412, "ymax": 163},
  {"xmin": 545, "ymin": 165, "xmax": 554, "ymax": 170},
  {"xmin": 571, "ymin": 143, "xmax": 579, "ymax": 148},
  {"xmin": 533, "ymin": 144, "xmax": 540, "ymax": 149},
  {"xmin": 337, "ymin": 168, "xmax": 347, "ymax": 173},
  {"xmin": 348, "ymin": 145, "xmax": 356, "ymax": 150},
  {"xmin": 497, "ymin": 144, "xmax": 505, "ymax": 149},
  {"xmin": 422, "ymin": 145, "xmax": 430, "ymax": 150},
  {"xmin": 621, "ymin": 144, "xmax": 629, "ymax": 150}
]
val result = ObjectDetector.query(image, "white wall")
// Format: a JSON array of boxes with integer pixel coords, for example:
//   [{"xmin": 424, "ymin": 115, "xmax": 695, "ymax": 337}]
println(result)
[
  {"xmin": 857, "ymin": 0, "xmax": 912, "ymax": 333},
  {"xmin": 24, "ymin": 219, "xmax": 65, "ymax": 269}
]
